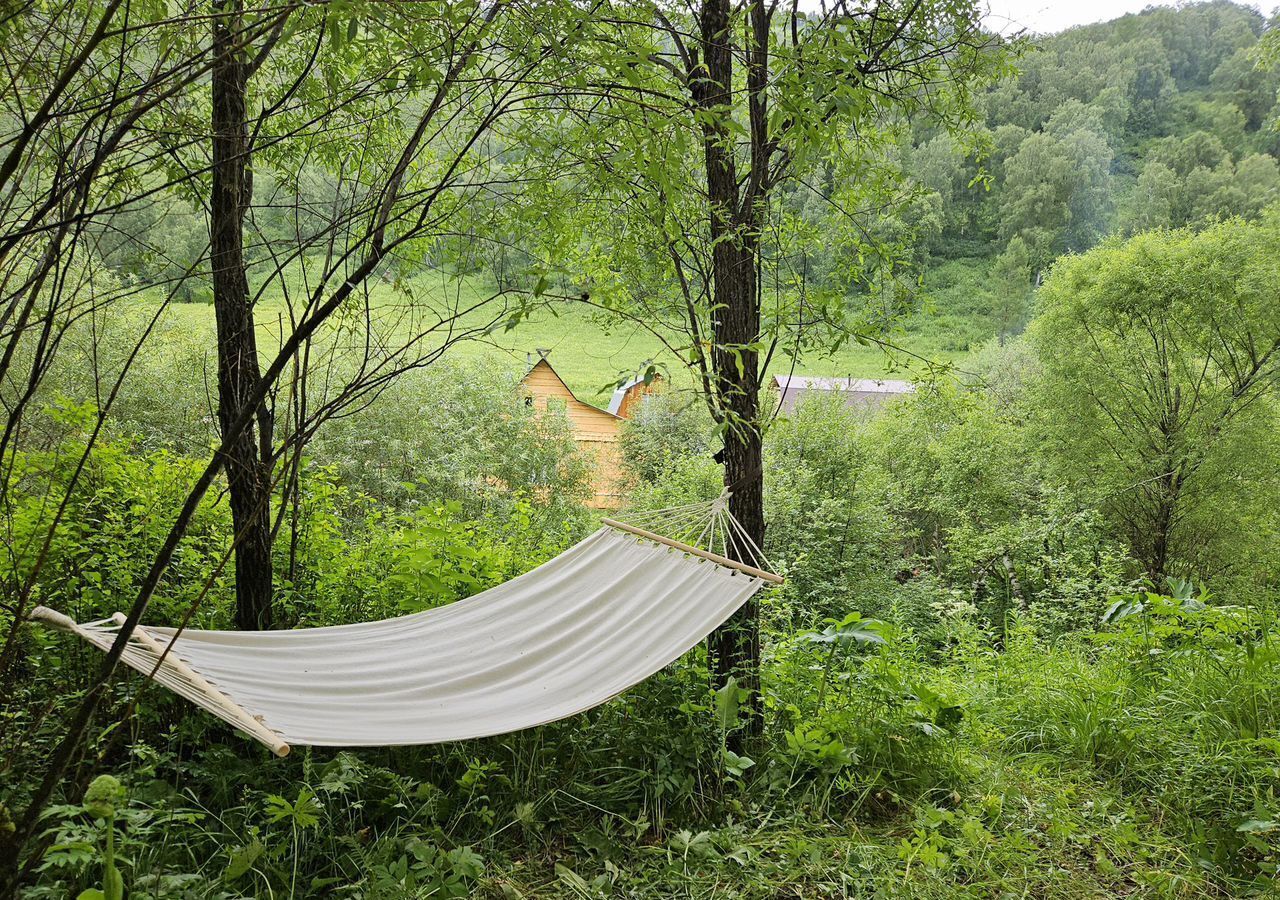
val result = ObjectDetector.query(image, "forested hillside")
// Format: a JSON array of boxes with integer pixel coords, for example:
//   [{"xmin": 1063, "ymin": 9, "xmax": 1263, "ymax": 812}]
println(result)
[
  {"xmin": 882, "ymin": 0, "xmax": 1280, "ymax": 348},
  {"xmin": 3, "ymin": 2, "xmax": 1280, "ymax": 898},
  {"xmin": 84, "ymin": 2, "xmax": 1280, "ymax": 359}
]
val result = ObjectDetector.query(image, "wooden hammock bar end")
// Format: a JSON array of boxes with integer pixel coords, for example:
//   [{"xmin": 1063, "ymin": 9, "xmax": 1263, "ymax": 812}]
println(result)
[
  {"xmin": 603, "ymin": 518, "xmax": 784, "ymax": 585},
  {"xmin": 109, "ymin": 613, "xmax": 291, "ymax": 758},
  {"xmin": 28, "ymin": 605, "xmax": 78, "ymax": 631}
]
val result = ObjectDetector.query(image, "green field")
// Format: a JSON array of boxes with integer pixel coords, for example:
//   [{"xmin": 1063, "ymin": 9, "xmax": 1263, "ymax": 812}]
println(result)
[{"xmin": 156, "ymin": 271, "xmax": 969, "ymax": 406}]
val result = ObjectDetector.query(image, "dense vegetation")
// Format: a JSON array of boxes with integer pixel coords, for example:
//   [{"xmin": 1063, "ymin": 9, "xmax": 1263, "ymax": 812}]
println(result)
[{"xmin": 3, "ymin": 1, "xmax": 1280, "ymax": 898}]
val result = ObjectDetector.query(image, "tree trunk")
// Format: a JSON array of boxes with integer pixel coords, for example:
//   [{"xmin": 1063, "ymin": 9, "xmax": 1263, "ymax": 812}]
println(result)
[
  {"xmin": 707, "ymin": 219, "xmax": 764, "ymax": 747},
  {"xmin": 710, "ymin": 372, "xmax": 764, "ymax": 742},
  {"xmin": 1001, "ymin": 553, "xmax": 1026, "ymax": 611},
  {"xmin": 1147, "ymin": 470, "xmax": 1178, "ymax": 587},
  {"xmin": 697, "ymin": 0, "xmax": 765, "ymax": 743},
  {"xmin": 211, "ymin": 0, "xmax": 273, "ymax": 630}
]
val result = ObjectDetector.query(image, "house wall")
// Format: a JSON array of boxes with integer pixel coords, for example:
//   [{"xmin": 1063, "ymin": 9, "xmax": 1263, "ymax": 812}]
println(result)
[
  {"xmin": 575, "ymin": 432, "xmax": 625, "ymax": 509},
  {"xmin": 522, "ymin": 361, "xmax": 626, "ymax": 508}
]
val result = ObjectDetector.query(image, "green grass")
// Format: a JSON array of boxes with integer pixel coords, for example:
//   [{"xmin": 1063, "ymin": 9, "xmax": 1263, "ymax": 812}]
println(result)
[
  {"xmin": 25, "ymin": 620, "xmax": 1259, "ymax": 899},
  {"xmin": 153, "ymin": 269, "xmax": 972, "ymax": 407}
]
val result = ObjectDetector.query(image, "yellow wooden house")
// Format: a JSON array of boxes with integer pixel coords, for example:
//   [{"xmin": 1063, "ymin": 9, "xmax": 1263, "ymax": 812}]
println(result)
[{"xmin": 519, "ymin": 353, "xmax": 660, "ymax": 508}]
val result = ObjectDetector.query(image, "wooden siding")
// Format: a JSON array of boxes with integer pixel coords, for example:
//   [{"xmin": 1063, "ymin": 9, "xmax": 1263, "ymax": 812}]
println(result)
[
  {"xmin": 521, "ymin": 360, "xmax": 626, "ymax": 508},
  {"xmin": 612, "ymin": 375, "xmax": 662, "ymax": 419}
]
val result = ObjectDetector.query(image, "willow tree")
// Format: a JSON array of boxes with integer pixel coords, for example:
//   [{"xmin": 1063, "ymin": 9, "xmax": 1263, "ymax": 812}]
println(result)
[
  {"xmin": 520, "ymin": 0, "xmax": 1002, "ymax": 734},
  {"xmin": 1034, "ymin": 218, "xmax": 1280, "ymax": 584}
]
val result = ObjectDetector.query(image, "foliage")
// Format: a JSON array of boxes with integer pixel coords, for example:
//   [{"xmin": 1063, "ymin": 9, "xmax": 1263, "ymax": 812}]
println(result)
[
  {"xmin": 619, "ymin": 392, "xmax": 712, "ymax": 486},
  {"xmin": 6, "ymin": 3, "xmax": 1280, "ymax": 898},
  {"xmin": 21, "ymin": 594, "xmax": 1280, "ymax": 896},
  {"xmin": 1033, "ymin": 217, "xmax": 1280, "ymax": 584},
  {"xmin": 308, "ymin": 359, "xmax": 594, "ymax": 517},
  {"xmin": 76, "ymin": 776, "xmax": 125, "ymax": 900},
  {"xmin": 1000, "ymin": 123, "xmax": 1114, "ymax": 268},
  {"xmin": 763, "ymin": 395, "xmax": 901, "ymax": 627}
]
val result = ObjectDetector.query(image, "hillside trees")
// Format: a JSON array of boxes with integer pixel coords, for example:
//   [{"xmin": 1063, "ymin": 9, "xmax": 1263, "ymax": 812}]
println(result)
[
  {"xmin": 1034, "ymin": 218, "xmax": 1280, "ymax": 584},
  {"xmin": 1212, "ymin": 44, "xmax": 1280, "ymax": 129},
  {"xmin": 21, "ymin": 4, "xmax": 1279, "ymax": 359},
  {"xmin": 999, "ymin": 124, "xmax": 1113, "ymax": 269},
  {"xmin": 890, "ymin": 0, "xmax": 1280, "ymax": 328},
  {"xmin": 991, "ymin": 236, "xmax": 1032, "ymax": 343}
]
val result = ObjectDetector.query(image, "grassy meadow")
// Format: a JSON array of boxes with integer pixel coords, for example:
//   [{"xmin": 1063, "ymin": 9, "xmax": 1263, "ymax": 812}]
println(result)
[{"xmin": 150, "ymin": 267, "xmax": 965, "ymax": 406}]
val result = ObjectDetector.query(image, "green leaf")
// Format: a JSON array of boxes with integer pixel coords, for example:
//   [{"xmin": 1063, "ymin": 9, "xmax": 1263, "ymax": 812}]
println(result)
[
  {"xmin": 715, "ymin": 676, "xmax": 746, "ymax": 731},
  {"xmin": 263, "ymin": 794, "xmax": 291, "ymax": 823},
  {"xmin": 104, "ymin": 866, "xmax": 123, "ymax": 900},
  {"xmin": 722, "ymin": 749, "xmax": 755, "ymax": 777},
  {"xmin": 449, "ymin": 845, "xmax": 484, "ymax": 879},
  {"xmin": 1102, "ymin": 596, "xmax": 1144, "ymax": 624},
  {"xmin": 1237, "ymin": 819, "xmax": 1278, "ymax": 833},
  {"xmin": 292, "ymin": 790, "xmax": 323, "ymax": 828},
  {"xmin": 554, "ymin": 863, "xmax": 590, "ymax": 891},
  {"xmin": 224, "ymin": 838, "xmax": 264, "ymax": 881},
  {"xmin": 801, "ymin": 613, "xmax": 889, "ymax": 646},
  {"xmin": 265, "ymin": 789, "xmax": 322, "ymax": 828}
]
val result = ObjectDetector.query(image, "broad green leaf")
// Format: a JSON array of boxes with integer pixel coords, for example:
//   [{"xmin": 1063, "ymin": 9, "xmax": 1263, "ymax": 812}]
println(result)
[
  {"xmin": 715, "ymin": 676, "xmax": 747, "ymax": 731},
  {"xmin": 722, "ymin": 749, "xmax": 755, "ymax": 777},
  {"xmin": 1238, "ymin": 819, "xmax": 1278, "ymax": 833},
  {"xmin": 224, "ymin": 838, "xmax": 264, "ymax": 881}
]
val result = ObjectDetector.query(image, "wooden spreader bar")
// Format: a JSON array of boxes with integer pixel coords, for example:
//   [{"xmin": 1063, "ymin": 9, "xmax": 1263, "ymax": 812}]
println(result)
[
  {"xmin": 110, "ymin": 613, "xmax": 291, "ymax": 757},
  {"xmin": 602, "ymin": 518, "xmax": 784, "ymax": 585}
]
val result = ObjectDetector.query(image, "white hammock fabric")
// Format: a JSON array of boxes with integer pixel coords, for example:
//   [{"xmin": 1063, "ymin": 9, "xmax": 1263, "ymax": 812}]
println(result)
[{"xmin": 32, "ymin": 503, "xmax": 777, "ymax": 757}]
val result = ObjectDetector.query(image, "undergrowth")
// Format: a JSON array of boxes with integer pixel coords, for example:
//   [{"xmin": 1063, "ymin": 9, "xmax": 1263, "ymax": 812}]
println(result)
[{"xmin": 19, "ymin": 594, "xmax": 1280, "ymax": 898}]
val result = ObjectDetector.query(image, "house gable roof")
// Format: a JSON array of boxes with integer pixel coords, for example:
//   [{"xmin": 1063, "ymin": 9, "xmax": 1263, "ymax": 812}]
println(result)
[
  {"xmin": 521, "ymin": 358, "xmax": 622, "ymax": 420},
  {"xmin": 607, "ymin": 373, "xmax": 662, "ymax": 416}
]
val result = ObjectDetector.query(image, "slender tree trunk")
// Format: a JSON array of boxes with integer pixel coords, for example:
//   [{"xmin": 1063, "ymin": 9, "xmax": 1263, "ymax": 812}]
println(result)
[
  {"xmin": 711, "ymin": 379, "xmax": 764, "ymax": 743},
  {"xmin": 211, "ymin": 0, "xmax": 274, "ymax": 630},
  {"xmin": 1148, "ymin": 469, "xmax": 1179, "ymax": 586},
  {"xmin": 708, "ymin": 236, "xmax": 764, "ymax": 739},
  {"xmin": 1001, "ymin": 553, "xmax": 1026, "ymax": 611},
  {"xmin": 697, "ymin": 0, "xmax": 765, "ymax": 743}
]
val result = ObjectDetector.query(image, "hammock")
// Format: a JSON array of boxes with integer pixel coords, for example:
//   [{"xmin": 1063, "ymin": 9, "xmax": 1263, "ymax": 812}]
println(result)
[{"xmin": 30, "ymin": 495, "xmax": 779, "ymax": 757}]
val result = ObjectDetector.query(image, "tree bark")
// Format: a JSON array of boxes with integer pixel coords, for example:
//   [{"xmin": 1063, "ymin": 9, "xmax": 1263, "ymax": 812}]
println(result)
[
  {"xmin": 211, "ymin": 0, "xmax": 274, "ymax": 630},
  {"xmin": 1147, "ymin": 467, "xmax": 1180, "ymax": 586},
  {"xmin": 708, "ymin": 232, "xmax": 764, "ymax": 737},
  {"xmin": 696, "ymin": 0, "xmax": 765, "ymax": 743}
]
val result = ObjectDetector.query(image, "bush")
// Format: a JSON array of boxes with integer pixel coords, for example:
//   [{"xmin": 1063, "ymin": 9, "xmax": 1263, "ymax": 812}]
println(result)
[
  {"xmin": 309, "ymin": 359, "xmax": 595, "ymax": 521},
  {"xmin": 619, "ymin": 391, "xmax": 713, "ymax": 485}
]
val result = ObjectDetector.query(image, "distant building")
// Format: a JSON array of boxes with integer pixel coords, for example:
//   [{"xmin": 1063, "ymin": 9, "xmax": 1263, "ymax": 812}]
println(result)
[
  {"xmin": 607, "ymin": 374, "xmax": 660, "ymax": 418},
  {"xmin": 771, "ymin": 374, "xmax": 914, "ymax": 413},
  {"xmin": 519, "ymin": 353, "xmax": 661, "ymax": 508}
]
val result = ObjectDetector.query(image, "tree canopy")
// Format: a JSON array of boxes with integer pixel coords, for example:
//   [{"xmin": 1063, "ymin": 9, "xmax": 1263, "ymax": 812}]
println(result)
[{"xmin": 1034, "ymin": 216, "xmax": 1280, "ymax": 581}]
